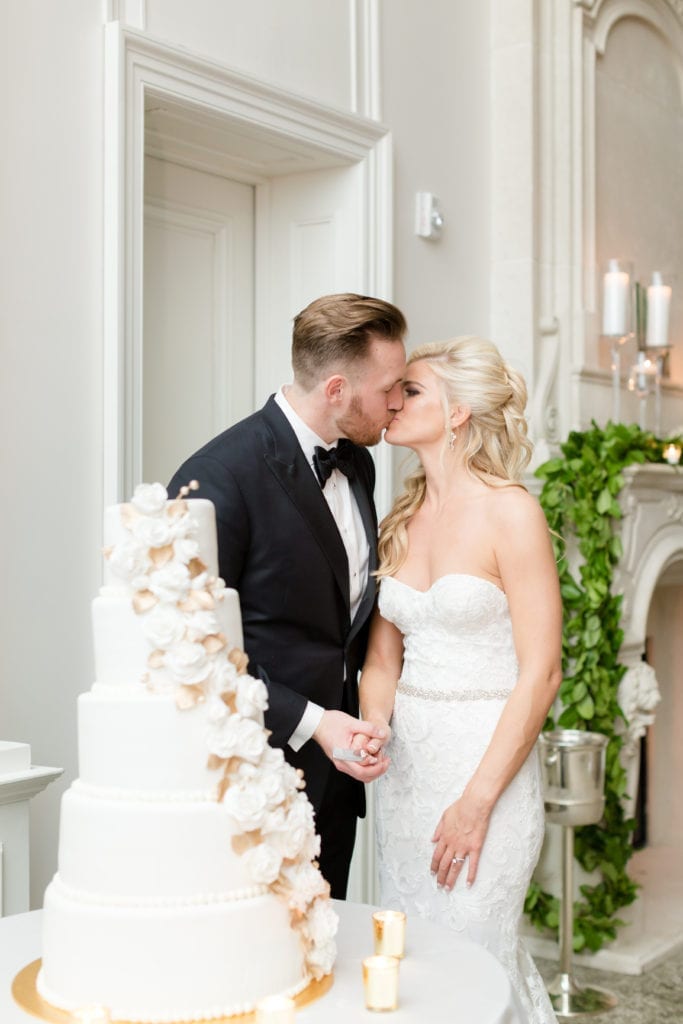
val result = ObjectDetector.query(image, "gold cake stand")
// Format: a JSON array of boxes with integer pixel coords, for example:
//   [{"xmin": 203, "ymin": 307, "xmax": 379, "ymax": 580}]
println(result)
[{"xmin": 13, "ymin": 960, "xmax": 333, "ymax": 1024}]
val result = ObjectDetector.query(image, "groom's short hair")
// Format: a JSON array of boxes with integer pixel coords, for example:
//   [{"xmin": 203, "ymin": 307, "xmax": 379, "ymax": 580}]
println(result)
[{"xmin": 292, "ymin": 293, "xmax": 406, "ymax": 390}]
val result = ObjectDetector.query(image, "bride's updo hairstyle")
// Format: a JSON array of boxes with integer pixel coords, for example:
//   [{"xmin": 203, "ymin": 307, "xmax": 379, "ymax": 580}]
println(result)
[{"xmin": 377, "ymin": 336, "xmax": 532, "ymax": 578}]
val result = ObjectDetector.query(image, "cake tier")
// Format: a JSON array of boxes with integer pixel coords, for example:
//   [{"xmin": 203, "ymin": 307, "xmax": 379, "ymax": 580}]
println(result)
[
  {"xmin": 92, "ymin": 587, "xmax": 243, "ymax": 688},
  {"xmin": 39, "ymin": 877, "xmax": 307, "ymax": 1022},
  {"xmin": 58, "ymin": 785, "xmax": 255, "ymax": 902},
  {"xmin": 78, "ymin": 689, "xmax": 244, "ymax": 793},
  {"xmin": 102, "ymin": 497, "xmax": 220, "ymax": 587}
]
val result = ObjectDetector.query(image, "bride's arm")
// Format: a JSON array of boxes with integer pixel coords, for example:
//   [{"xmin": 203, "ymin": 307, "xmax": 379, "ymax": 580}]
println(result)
[
  {"xmin": 356, "ymin": 604, "xmax": 405, "ymax": 755},
  {"xmin": 432, "ymin": 490, "xmax": 562, "ymax": 888}
]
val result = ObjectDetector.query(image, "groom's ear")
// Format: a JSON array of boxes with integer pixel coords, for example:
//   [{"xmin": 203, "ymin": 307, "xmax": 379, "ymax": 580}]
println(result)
[{"xmin": 323, "ymin": 373, "xmax": 348, "ymax": 405}]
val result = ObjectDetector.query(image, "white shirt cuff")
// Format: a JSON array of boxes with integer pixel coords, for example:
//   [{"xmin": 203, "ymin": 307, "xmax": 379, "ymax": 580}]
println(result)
[{"xmin": 288, "ymin": 701, "xmax": 325, "ymax": 752}]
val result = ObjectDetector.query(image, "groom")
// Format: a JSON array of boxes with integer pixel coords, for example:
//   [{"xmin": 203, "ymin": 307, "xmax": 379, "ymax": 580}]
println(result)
[{"xmin": 168, "ymin": 293, "xmax": 407, "ymax": 897}]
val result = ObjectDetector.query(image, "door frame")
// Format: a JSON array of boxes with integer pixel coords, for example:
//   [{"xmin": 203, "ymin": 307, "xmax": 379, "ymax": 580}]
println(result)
[{"xmin": 103, "ymin": 23, "xmax": 394, "ymax": 509}]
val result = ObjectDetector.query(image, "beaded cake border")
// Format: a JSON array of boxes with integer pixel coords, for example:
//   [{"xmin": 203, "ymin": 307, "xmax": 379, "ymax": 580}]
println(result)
[{"xmin": 12, "ymin": 959, "xmax": 333, "ymax": 1023}]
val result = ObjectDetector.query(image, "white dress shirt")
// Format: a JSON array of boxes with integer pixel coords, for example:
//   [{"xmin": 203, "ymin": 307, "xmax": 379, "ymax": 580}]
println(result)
[{"xmin": 274, "ymin": 388, "xmax": 370, "ymax": 751}]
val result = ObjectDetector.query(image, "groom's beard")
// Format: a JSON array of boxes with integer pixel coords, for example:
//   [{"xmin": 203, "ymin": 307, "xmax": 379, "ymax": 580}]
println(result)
[{"xmin": 337, "ymin": 394, "xmax": 389, "ymax": 447}]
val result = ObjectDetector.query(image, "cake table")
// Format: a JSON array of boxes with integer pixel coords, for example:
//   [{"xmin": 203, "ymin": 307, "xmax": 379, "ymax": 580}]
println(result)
[{"xmin": 3, "ymin": 902, "xmax": 524, "ymax": 1024}]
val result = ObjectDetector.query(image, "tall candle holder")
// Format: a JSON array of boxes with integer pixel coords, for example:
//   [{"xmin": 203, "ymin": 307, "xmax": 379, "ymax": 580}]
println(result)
[
  {"xmin": 601, "ymin": 259, "xmax": 634, "ymax": 422},
  {"xmin": 627, "ymin": 347, "xmax": 671, "ymax": 434}
]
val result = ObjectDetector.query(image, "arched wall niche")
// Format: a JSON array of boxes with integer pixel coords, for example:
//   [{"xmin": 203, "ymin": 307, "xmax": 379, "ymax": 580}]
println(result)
[
  {"xmin": 491, "ymin": 0, "xmax": 683, "ymax": 456},
  {"xmin": 591, "ymin": 0, "xmax": 683, "ymax": 382}
]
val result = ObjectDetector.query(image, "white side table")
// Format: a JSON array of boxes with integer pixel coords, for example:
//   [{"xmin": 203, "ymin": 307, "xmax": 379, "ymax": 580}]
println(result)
[{"xmin": 0, "ymin": 742, "xmax": 62, "ymax": 916}]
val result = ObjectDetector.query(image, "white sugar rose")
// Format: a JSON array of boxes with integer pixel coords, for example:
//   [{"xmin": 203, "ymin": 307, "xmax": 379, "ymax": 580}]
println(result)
[
  {"xmin": 261, "ymin": 806, "xmax": 287, "ymax": 835},
  {"xmin": 243, "ymin": 842, "xmax": 283, "ymax": 885},
  {"xmin": 205, "ymin": 694, "xmax": 230, "ymax": 726},
  {"xmin": 235, "ymin": 717, "xmax": 268, "ymax": 762},
  {"xmin": 283, "ymin": 861, "xmax": 326, "ymax": 913},
  {"xmin": 166, "ymin": 640, "xmax": 210, "ymax": 684},
  {"xmin": 185, "ymin": 609, "xmax": 219, "ymax": 640},
  {"xmin": 148, "ymin": 562, "xmax": 191, "ymax": 603},
  {"xmin": 173, "ymin": 536, "xmax": 200, "ymax": 564},
  {"xmin": 131, "ymin": 514, "xmax": 175, "ymax": 549},
  {"xmin": 207, "ymin": 715, "xmax": 266, "ymax": 762},
  {"xmin": 223, "ymin": 782, "xmax": 269, "ymax": 831},
  {"xmin": 270, "ymin": 794, "xmax": 316, "ymax": 859},
  {"xmin": 235, "ymin": 676, "xmax": 269, "ymax": 719},
  {"xmin": 211, "ymin": 658, "xmax": 239, "ymax": 695},
  {"xmin": 144, "ymin": 606, "xmax": 186, "ymax": 650},
  {"xmin": 107, "ymin": 539, "xmax": 148, "ymax": 581},
  {"xmin": 131, "ymin": 482, "xmax": 168, "ymax": 516},
  {"xmin": 306, "ymin": 937, "xmax": 337, "ymax": 980},
  {"xmin": 250, "ymin": 769, "xmax": 286, "ymax": 810}
]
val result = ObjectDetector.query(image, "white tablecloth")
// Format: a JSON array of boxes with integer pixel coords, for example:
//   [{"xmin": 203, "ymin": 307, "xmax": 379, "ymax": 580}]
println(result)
[{"xmin": 1, "ymin": 902, "xmax": 524, "ymax": 1023}]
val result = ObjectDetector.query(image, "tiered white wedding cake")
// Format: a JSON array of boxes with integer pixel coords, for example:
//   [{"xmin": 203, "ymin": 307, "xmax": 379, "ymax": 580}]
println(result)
[{"xmin": 38, "ymin": 483, "xmax": 337, "ymax": 1022}]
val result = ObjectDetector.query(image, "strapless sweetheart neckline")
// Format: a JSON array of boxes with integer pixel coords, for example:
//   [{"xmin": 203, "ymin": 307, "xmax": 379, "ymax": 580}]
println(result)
[{"xmin": 386, "ymin": 572, "xmax": 506, "ymax": 599}]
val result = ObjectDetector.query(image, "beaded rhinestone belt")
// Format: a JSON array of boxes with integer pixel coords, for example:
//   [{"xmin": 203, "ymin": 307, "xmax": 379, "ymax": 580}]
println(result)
[{"xmin": 397, "ymin": 681, "xmax": 512, "ymax": 702}]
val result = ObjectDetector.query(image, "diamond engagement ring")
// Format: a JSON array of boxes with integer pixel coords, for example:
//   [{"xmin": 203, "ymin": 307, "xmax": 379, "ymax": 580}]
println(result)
[{"xmin": 452, "ymin": 857, "xmax": 466, "ymax": 864}]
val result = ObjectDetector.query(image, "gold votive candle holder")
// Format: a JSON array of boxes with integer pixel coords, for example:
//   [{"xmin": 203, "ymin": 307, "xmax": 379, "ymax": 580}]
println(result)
[
  {"xmin": 664, "ymin": 443, "xmax": 682, "ymax": 465},
  {"xmin": 255, "ymin": 994, "xmax": 296, "ymax": 1023},
  {"xmin": 71, "ymin": 1008, "xmax": 112, "ymax": 1024},
  {"xmin": 372, "ymin": 909, "xmax": 406, "ymax": 958},
  {"xmin": 362, "ymin": 955, "xmax": 400, "ymax": 1011}
]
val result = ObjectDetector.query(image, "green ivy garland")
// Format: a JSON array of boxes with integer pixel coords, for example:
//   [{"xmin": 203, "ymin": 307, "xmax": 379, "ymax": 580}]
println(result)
[{"xmin": 524, "ymin": 421, "xmax": 681, "ymax": 952}]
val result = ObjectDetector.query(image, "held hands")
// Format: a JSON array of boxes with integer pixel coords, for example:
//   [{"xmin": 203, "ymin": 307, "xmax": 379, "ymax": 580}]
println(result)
[
  {"xmin": 430, "ymin": 795, "xmax": 491, "ymax": 890},
  {"xmin": 313, "ymin": 710, "xmax": 390, "ymax": 781}
]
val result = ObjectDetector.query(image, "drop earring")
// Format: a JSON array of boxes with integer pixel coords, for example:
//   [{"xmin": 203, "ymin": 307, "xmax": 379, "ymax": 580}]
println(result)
[{"xmin": 448, "ymin": 429, "xmax": 456, "ymax": 451}]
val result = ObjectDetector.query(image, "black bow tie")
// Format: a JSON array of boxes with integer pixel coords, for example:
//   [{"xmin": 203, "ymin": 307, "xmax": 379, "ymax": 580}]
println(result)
[{"xmin": 313, "ymin": 440, "xmax": 356, "ymax": 487}]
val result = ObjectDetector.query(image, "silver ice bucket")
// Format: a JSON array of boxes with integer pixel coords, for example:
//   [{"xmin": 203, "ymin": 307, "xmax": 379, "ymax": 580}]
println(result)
[{"xmin": 538, "ymin": 729, "xmax": 608, "ymax": 827}]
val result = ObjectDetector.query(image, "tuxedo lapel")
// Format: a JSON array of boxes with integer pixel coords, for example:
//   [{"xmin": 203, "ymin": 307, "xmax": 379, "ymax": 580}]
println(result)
[
  {"xmin": 261, "ymin": 399, "xmax": 350, "ymax": 610},
  {"xmin": 347, "ymin": 460, "xmax": 378, "ymax": 644}
]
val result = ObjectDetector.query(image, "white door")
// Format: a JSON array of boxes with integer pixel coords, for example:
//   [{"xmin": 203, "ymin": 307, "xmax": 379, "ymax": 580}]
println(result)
[
  {"xmin": 143, "ymin": 156, "xmax": 254, "ymax": 485},
  {"xmin": 256, "ymin": 162, "xmax": 364, "ymax": 405}
]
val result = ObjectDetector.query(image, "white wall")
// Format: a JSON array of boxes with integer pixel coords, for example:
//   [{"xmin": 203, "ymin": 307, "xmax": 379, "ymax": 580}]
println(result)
[
  {"xmin": 380, "ymin": 0, "xmax": 491, "ymax": 349},
  {"xmin": 1, "ymin": 0, "xmax": 104, "ymax": 907},
  {"xmin": 0, "ymin": 0, "xmax": 495, "ymax": 909}
]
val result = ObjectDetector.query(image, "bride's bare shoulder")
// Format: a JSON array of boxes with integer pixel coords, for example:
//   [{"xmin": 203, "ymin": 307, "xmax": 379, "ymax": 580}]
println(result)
[{"xmin": 483, "ymin": 482, "xmax": 546, "ymax": 528}]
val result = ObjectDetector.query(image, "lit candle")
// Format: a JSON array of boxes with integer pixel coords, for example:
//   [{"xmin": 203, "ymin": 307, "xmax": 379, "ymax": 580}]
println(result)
[
  {"xmin": 603, "ymin": 259, "xmax": 629, "ymax": 336},
  {"xmin": 71, "ymin": 1008, "xmax": 111, "ymax": 1024},
  {"xmin": 362, "ymin": 955, "xmax": 400, "ymax": 1012},
  {"xmin": 664, "ymin": 444, "xmax": 681, "ymax": 465},
  {"xmin": 373, "ymin": 910, "xmax": 407, "ymax": 958},
  {"xmin": 255, "ymin": 994, "xmax": 296, "ymax": 1024},
  {"xmin": 646, "ymin": 271, "xmax": 672, "ymax": 348}
]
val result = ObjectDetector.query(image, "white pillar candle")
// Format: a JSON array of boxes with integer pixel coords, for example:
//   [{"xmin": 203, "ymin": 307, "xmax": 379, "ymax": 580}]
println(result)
[
  {"xmin": 255, "ymin": 994, "xmax": 296, "ymax": 1024},
  {"xmin": 373, "ymin": 910, "xmax": 407, "ymax": 958},
  {"xmin": 603, "ymin": 259, "xmax": 629, "ymax": 335},
  {"xmin": 362, "ymin": 955, "xmax": 400, "ymax": 1011},
  {"xmin": 646, "ymin": 271, "xmax": 672, "ymax": 348}
]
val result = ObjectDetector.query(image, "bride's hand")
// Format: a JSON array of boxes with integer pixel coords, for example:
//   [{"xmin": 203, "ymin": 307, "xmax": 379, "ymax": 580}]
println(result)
[
  {"xmin": 350, "ymin": 718, "xmax": 392, "ymax": 758},
  {"xmin": 430, "ymin": 797, "xmax": 491, "ymax": 889}
]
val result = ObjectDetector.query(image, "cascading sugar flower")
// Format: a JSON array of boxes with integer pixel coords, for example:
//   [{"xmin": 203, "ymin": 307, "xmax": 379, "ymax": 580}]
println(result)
[
  {"xmin": 144, "ymin": 605, "xmax": 187, "ymax": 650},
  {"xmin": 165, "ymin": 639, "xmax": 211, "ymax": 685},
  {"xmin": 148, "ymin": 561, "xmax": 192, "ymax": 603},
  {"xmin": 110, "ymin": 481, "xmax": 338, "ymax": 986},
  {"xmin": 130, "ymin": 482, "xmax": 169, "ymax": 516},
  {"xmin": 235, "ymin": 675, "xmax": 269, "ymax": 718},
  {"xmin": 242, "ymin": 842, "xmax": 283, "ymax": 886}
]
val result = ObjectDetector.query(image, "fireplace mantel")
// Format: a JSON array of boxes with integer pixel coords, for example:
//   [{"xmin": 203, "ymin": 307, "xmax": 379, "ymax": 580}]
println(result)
[{"xmin": 615, "ymin": 464, "xmax": 683, "ymax": 664}]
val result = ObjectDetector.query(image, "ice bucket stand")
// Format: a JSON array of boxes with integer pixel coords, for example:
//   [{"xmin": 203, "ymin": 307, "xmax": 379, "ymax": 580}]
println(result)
[{"xmin": 538, "ymin": 730, "xmax": 618, "ymax": 1019}]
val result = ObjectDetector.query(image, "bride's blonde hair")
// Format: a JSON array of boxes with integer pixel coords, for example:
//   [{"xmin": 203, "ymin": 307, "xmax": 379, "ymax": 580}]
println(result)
[{"xmin": 377, "ymin": 336, "xmax": 533, "ymax": 578}]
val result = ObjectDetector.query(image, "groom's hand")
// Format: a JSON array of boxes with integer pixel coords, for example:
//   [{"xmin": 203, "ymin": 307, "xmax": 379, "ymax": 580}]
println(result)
[{"xmin": 313, "ymin": 710, "xmax": 390, "ymax": 781}]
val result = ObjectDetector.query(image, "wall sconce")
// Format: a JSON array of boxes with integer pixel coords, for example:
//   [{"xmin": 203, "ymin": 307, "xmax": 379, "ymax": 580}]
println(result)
[{"xmin": 601, "ymin": 260, "xmax": 673, "ymax": 431}]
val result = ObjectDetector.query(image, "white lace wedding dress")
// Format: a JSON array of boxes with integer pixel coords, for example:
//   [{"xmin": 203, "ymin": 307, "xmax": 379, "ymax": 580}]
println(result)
[{"xmin": 375, "ymin": 574, "xmax": 555, "ymax": 1024}]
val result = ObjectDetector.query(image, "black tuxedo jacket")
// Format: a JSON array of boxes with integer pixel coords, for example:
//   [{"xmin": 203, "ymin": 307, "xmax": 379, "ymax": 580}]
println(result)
[{"xmin": 168, "ymin": 396, "xmax": 378, "ymax": 814}]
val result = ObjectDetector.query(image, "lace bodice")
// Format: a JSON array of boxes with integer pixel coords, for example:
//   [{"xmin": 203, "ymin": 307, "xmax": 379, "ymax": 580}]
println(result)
[
  {"xmin": 374, "ymin": 574, "xmax": 556, "ymax": 1024},
  {"xmin": 380, "ymin": 574, "xmax": 519, "ymax": 697}
]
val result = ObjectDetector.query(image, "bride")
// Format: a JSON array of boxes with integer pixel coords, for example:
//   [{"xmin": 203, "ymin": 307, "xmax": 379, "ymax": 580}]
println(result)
[{"xmin": 356, "ymin": 337, "xmax": 562, "ymax": 1023}]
